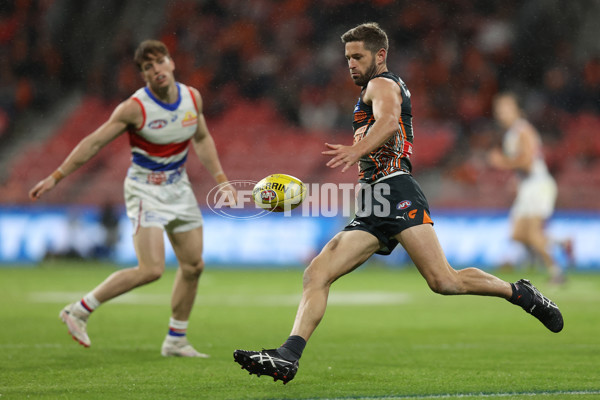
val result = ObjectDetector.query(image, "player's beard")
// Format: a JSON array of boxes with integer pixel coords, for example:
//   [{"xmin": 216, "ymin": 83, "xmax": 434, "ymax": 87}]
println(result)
[{"xmin": 353, "ymin": 60, "xmax": 378, "ymax": 87}]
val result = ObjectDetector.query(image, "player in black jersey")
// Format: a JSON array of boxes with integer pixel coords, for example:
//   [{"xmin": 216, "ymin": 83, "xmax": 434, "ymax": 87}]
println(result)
[{"xmin": 234, "ymin": 22, "xmax": 563, "ymax": 384}]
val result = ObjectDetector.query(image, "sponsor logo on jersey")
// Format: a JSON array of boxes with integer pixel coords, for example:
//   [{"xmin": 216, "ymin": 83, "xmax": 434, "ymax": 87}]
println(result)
[
  {"xmin": 397, "ymin": 200, "xmax": 412, "ymax": 210},
  {"xmin": 148, "ymin": 119, "xmax": 168, "ymax": 129},
  {"xmin": 181, "ymin": 111, "xmax": 198, "ymax": 127}
]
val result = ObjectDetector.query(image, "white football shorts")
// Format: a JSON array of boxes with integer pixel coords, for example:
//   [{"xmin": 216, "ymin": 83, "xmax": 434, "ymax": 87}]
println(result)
[
  {"xmin": 511, "ymin": 174, "xmax": 557, "ymax": 219},
  {"xmin": 124, "ymin": 172, "xmax": 203, "ymax": 234}
]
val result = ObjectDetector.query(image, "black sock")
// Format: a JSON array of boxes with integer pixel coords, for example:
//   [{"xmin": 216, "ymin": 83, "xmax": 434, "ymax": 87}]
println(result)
[
  {"xmin": 507, "ymin": 282, "xmax": 532, "ymax": 308},
  {"xmin": 277, "ymin": 335, "xmax": 306, "ymax": 361}
]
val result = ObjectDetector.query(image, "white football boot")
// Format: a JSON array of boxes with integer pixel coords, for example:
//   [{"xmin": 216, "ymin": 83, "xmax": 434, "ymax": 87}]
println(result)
[
  {"xmin": 161, "ymin": 337, "xmax": 210, "ymax": 358},
  {"xmin": 59, "ymin": 303, "xmax": 91, "ymax": 347}
]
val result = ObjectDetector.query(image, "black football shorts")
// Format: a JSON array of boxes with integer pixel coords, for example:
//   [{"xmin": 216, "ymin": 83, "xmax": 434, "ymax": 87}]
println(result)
[{"xmin": 343, "ymin": 173, "xmax": 433, "ymax": 255}]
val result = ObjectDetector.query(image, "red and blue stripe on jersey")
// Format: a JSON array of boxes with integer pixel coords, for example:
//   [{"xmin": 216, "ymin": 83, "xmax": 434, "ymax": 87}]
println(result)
[
  {"xmin": 128, "ymin": 83, "xmax": 198, "ymax": 173},
  {"xmin": 129, "ymin": 132, "xmax": 190, "ymax": 171}
]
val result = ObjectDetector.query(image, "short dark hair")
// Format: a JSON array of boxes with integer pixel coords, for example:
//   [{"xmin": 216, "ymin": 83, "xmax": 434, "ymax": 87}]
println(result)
[
  {"xmin": 134, "ymin": 40, "xmax": 170, "ymax": 70},
  {"xmin": 341, "ymin": 22, "xmax": 389, "ymax": 55}
]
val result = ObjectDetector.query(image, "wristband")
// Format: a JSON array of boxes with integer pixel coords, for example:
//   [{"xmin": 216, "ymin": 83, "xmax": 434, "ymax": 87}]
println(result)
[
  {"xmin": 214, "ymin": 171, "xmax": 227, "ymax": 183},
  {"xmin": 51, "ymin": 168, "xmax": 65, "ymax": 183}
]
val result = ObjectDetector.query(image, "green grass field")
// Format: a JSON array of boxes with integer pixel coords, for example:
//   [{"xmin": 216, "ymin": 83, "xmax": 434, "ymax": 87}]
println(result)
[{"xmin": 1, "ymin": 261, "xmax": 599, "ymax": 400}]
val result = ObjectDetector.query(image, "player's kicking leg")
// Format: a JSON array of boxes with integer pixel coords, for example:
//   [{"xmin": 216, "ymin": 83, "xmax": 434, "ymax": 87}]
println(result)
[
  {"xmin": 160, "ymin": 227, "xmax": 209, "ymax": 358},
  {"xmin": 234, "ymin": 230, "xmax": 380, "ymax": 383},
  {"xmin": 397, "ymin": 224, "xmax": 563, "ymax": 332},
  {"xmin": 60, "ymin": 227, "xmax": 166, "ymax": 347}
]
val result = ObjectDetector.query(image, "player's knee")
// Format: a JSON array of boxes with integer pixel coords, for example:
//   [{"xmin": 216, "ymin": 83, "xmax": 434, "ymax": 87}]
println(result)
[
  {"xmin": 140, "ymin": 266, "xmax": 164, "ymax": 283},
  {"xmin": 511, "ymin": 231, "xmax": 528, "ymax": 245},
  {"xmin": 426, "ymin": 277, "xmax": 443, "ymax": 294},
  {"xmin": 426, "ymin": 274, "xmax": 462, "ymax": 295},
  {"xmin": 180, "ymin": 259, "xmax": 204, "ymax": 280},
  {"xmin": 303, "ymin": 258, "xmax": 331, "ymax": 289},
  {"xmin": 302, "ymin": 263, "xmax": 321, "ymax": 289}
]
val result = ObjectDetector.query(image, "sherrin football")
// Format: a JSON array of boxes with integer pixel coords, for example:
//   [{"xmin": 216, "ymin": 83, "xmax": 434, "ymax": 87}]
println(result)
[{"xmin": 252, "ymin": 174, "xmax": 306, "ymax": 212}]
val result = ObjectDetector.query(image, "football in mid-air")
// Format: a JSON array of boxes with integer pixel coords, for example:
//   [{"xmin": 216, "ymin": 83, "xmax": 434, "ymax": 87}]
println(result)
[{"xmin": 252, "ymin": 174, "xmax": 306, "ymax": 212}]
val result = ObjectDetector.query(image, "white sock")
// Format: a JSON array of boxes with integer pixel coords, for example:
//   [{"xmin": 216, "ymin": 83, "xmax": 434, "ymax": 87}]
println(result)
[
  {"xmin": 74, "ymin": 293, "xmax": 101, "ymax": 316},
  {"xmin": 166, "ymin": 318, "xmax": 189, "ymax": 342}
]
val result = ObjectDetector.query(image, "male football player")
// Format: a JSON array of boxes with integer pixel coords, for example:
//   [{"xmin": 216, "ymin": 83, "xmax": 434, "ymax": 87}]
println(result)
[
  {"xmin": 489, "ymin": 92, "xmax": 566, "ymax": 283},
  {"xmin": 233, "ymin": 23, "xmax": 563, "ymax": 384},
  {"xmin": 30, "ymin": 40, "xmax": 235, "ymax": 357}
]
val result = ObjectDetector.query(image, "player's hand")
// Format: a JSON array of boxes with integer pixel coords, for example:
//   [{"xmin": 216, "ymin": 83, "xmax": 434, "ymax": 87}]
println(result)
[
  {"xmin": 487, "ymin": 148, "xmax": 505, "ymax": 169},
  {"xmin": 28, "ymin": 176, "xmax": 57, "ymax": 201},
  {"xmin": 322, "ymin": 143, "xmax": 361, "ymax": 172},
  {"xmin": 217, "ymin": 182, "xmax": 238, "ymax": 207}
]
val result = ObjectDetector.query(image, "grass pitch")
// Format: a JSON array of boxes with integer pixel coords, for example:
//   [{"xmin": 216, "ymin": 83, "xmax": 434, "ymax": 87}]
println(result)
[{"xmin": 1, "ymin": 261, "xmax": 599, "ymax": 400}]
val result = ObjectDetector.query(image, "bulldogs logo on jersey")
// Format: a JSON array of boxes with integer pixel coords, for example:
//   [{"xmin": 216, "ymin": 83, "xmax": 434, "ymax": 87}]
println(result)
[{"xmin": 148, "ymin": 119, "xmax": 168, "ymax": 129}]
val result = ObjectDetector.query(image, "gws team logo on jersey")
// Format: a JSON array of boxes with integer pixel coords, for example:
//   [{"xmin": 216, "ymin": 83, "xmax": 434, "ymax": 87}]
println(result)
[
  {"xmin": 397, "ymin": 200, "xmax": 412, "ymax": 210},
  {"xmin": 353, "ymin": 125, "xmax": 368, "ymax": 144},
  {"xmin": 181, "ymin": 111, "xmax": 198, "ymax": 127},
  {"xmin": 148, "ymin": 119, "xmax": 168, "ymax": 129}
]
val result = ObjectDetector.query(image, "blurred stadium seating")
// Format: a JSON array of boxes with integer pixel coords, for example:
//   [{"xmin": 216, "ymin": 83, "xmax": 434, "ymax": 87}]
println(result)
[{"xmin": 1, "ymin": 0, "xmax": 599, "ymax": 211}]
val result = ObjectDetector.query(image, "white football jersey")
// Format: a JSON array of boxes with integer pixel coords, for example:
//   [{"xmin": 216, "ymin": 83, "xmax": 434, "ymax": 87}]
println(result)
[
  {"xmin": 503, "ymin": 118, "xmax": 549, "ymax": 181},
  {"xmin": 127, "ymin": 83, "xmax": 198, "ymax": 181}
]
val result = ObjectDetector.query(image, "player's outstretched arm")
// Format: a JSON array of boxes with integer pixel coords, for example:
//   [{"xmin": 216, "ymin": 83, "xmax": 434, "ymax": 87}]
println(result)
[
  {"xmin": 188, "ymin": 88, "xmax": 237, "ymax": 205},
  {"xmin": 28, "ymin": 99, "xmax": 141, "ymax": 201}
]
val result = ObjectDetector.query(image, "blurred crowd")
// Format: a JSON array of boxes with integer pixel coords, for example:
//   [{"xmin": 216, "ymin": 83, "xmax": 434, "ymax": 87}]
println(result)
[
  {"xmin": 2, "ymin": 0, "xmax": 600, "ymax": 206},
  {"xmin": 1, "ymin": 0, "xmax": 59, "ymax": 138}
]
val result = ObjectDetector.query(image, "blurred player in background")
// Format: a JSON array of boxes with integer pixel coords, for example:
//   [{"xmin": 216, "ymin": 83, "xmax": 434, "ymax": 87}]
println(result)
[
  {"xmin": 29, "ymin": 40, "xmax": 236, "ymax": 357},
  {"xmin": 234, "ymin": 23, "xmax": 564, "ymax": 384},
  {"xmin": 489, "ymin": 92, "xmax": 567, "ymax": 283}
]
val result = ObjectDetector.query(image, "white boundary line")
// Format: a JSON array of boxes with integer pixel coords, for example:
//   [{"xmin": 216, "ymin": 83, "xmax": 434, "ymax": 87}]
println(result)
[
  {"xmin": 301, "ymin": 391, "xmax": 600, "ymax": 400},
  {"xmin": 28, "ymin": 291, "xmax": 411, "ymax": 306}
]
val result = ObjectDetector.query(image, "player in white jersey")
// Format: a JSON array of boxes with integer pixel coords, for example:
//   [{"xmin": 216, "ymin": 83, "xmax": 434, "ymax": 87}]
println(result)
[
  {"xmin": 489, "ymin": 92, "xmax": 565, "ymax": 283},
  {"xmin": 29, "ymin": 40, "xmax": 236, "ymax": 356}
]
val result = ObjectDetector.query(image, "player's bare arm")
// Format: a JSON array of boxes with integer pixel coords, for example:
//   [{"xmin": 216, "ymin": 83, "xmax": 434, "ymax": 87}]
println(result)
[
  {"xmin": 28, "ymin": 99, "xmax": 142, "ymax": 201},
  {"xmin": 488, "ymin": 125, "xmax": 536, "ymax": 172},
  {"xmin": 323, "ymin": 77, "xmax": 402, "ymax": 172},
  {"xmin": 188, "ymin": 88, "xmax": 237, "ymax": 204}
]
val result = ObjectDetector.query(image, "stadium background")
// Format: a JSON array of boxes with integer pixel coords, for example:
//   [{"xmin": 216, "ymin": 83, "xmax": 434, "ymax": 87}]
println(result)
[{"xmin": 1, "ymin": 0, "xmax": 599, "ymax": 268}]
